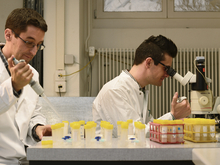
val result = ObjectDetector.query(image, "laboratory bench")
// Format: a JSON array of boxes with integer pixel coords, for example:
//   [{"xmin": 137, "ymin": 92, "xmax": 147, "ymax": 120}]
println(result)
[{"xmin": 27, "ymin": 138, "xmax": 220, "ymax": 165}]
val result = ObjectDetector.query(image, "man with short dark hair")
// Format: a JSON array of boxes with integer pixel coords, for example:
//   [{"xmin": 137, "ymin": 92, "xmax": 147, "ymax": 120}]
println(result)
[
  {"xmin": 0, "ymin": 8, "xmax": 51, "ymax": 164},
  {"xmin": 93, "ymin": 35, "xmax": 191, "ymax": 137}
]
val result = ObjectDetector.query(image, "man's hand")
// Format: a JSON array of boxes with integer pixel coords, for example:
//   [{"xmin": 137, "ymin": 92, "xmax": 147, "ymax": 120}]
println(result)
[
  {"xmin": 8, "ymin": 55, "xmax": 33, "ymax": 92},
  {"xmin": 171, "ymin": 92, "xmax": 191, "ymax": 119},
  {"xmin": 35, "ymin": 125, "xmax": 52, "ymax": 140}
]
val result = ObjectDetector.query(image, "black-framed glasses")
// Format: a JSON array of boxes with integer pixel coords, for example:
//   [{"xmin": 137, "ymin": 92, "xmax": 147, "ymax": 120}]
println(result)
[
  {"xmin": 152, "ymin": 58, "xmax": 176, "ymax": 77},
  {"xmin": 157, "ymin": 61, "xmax": 171, "ymax": 72},
  {"xmin": 152, "ymin": 58, "xmax": 170, "ymax": 72},
  {"xmin": 12, "ymin": 30, "xmax": 45, "ymax": 50}
]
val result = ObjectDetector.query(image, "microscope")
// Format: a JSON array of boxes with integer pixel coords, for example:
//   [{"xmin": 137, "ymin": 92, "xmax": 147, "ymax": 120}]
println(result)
[{"xmin": 167, "ymin": 56, "xmax": 220, "ymax": 127}]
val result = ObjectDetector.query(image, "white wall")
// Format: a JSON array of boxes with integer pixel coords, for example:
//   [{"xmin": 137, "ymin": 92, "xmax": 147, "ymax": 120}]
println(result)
[
  {"xmin": 0, "ymin": 0, "xmax": 23, "ymax": 42},
  {"xmin": 90, "ymin": 28, "xmax": 220, "ymax": 49},
  {"xmin": 44, "ymin": 0, "xmax": 88, "ymax": 97}
]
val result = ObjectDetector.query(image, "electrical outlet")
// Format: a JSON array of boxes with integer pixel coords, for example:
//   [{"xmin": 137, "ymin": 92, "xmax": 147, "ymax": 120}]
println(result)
[
  {"xmin": 55, "ymin": 69, "xmax": 66, "ymax": 81},
  {"xmin": 89, "ymin": 46, "xmax": 95, "ymax": 57},
  {"xmin": 55, "ymin": 81, "xmax": 66, "ymax": 92}
]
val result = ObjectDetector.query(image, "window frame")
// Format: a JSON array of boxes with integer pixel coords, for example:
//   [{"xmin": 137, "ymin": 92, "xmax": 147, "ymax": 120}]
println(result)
[
  {"xmin": 93, "ymin": 0, "xmax": 220, "ymax": 28},
  {"xmin": 95, "ymin": 0, "xmax": 167, "ymax": 19},
  {"xmin": 168, "ymin": 0, "xmax": 220, "ymax": 19}
]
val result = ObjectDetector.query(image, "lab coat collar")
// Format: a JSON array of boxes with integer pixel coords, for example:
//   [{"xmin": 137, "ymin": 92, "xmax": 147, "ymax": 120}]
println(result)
[{"xmin": 123, "ymin": 69, "xmax": 146, "ymax": 94}]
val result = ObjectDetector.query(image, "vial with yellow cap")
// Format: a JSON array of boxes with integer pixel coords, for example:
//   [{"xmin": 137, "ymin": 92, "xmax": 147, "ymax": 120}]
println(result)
[
  {"xmin": 78, "ymin": 120, "xmax": 85, "ymax": 140},
  {"xmin": 58, "ymin": 123, "xmax": 64, "ymax": 144},
  {"xmin": 87, "ymin": 121, "xmax": 97, "ymax": 139},
  {"xmin": 71, "ymin": 122, "xmax": 81, "ymax": 147},
  {"xmin": 51, "ymin": 124, "xmax": 58, "ymax": 144},
  {"xmin": 119, "ymin": 122, "xmax": 128, "ymax": 147},
  {"xmin": 127, "ymin": 119, "xmax": 134, "ymax": 136},
  {"xmin": 136, "ymin": 123, "xmax": 146, "ymax": 146},
  {"xmin": 117, "ymin": 121, "xmax": 123, "ymax": 140},
  {"xmin": 100, "ymin": 121, "xmax": 110, "ymax": 139},
  {"xmin": 84, "ymin": 123, "xmax": 93, "ymax": 147},
  {"xmin": 62, "ymin": 121, "xmax": 69, "ymax": 137},
  {"xmin": 104, "ymin": 123, "xmax": 113, "ymax": 147}
]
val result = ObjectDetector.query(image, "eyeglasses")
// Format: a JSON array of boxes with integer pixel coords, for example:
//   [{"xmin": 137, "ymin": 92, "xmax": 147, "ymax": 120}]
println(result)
[
  {"xmin": 157, "ymin": 61, "xmax": 171, "ymax": 72},
  {"xmin": 12, "ymin": 30, "xmax": 45, "ymax": 50},
  {"xmin": 152, "ymin": 58, "xmax": 176, "ymax": 77},
  {"xmin": 152, "ymin": 58, "xmax": 171, "ymax": 72}
]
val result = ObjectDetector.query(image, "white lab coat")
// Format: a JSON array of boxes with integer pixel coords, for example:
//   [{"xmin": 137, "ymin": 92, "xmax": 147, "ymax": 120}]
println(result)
[
  {"xmin": 92, "ymin": 70, "xmax": 172, "ymax": 138},
  {"xmin": 0, "ymin": 59, "xmax": 46, "ymax": 165}
]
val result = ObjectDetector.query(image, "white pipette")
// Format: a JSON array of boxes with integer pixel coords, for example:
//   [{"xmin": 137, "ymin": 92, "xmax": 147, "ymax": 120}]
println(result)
[{"xmin": 13, "ymin": 57, "xmax": 44, "ymax": 96}]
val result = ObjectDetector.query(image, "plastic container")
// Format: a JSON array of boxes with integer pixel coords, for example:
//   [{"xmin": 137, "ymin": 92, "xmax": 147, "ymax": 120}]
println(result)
[
  {"xmin": 51, "ymin": 124, "xmax": 58, "ymax": 143},
  {"xmin": 41, "ymin": 140, "xmax": 53, "ymax": 148},
  {"xmin": 184, "ymin": 118, "xmax": 217, "ymax": 143},
  {"xmin": 117, "ymin": 121, "xmax": 123, "ymax": 140},
  {"xmin": 100, "ymin": 121, "xmax": 110, "ymax": 139},
  {"xmin": 134, "ymin": 121, "xmax": 141, "ymax": 140},
  {"xmin": 62, "ymin": 121, "xmax": 69, "ymax": 137},
  {"xmin": 52, "ymin": 123, "xmax": 64, "ymax": 145},
  {"xmin": 208, "ymin": 119, "xmax": 216, "ymax": 141},
  {"xmin": 70, "ymin": 122, "xmax": 81, "ymax": 147},
  {"xmin": 136, "ymin": 123, "xmax": 146, "ymax": 146},
  {"xmin": 127, "ymin": 119, "xmax": 134, "ymax": 135},
  {"xmin": 104, "ymin": 123, "xmax": 113, "ymax": 147},
  {"xmin": 176, "ymin": 120, "xmax": 184, "ymax": 143},
  {"xmin": 119, "ymin": 122, "xmax": 128, "ymax": 147},
  {"xmin": 79, "ymin": 120, "xmax": 85, "ymax": 140},
  {"xmin": 167, "ymin": 120, "xmax": 176, "ymax": 143},
  {"xmin": 149, "ymin": 120, "xmax": 185, "ymax": 144},
  {"xmin": 84, "ymin": 123, "xmax": 93, "ymax": 147}
]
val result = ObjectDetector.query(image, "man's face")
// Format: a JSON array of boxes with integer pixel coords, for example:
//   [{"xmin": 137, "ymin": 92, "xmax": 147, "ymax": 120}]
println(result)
[
  {"xmin": 11, "ymin": 25, "xmax": 45, "ymax": 64},
  {"xmin": 149, "ymin": 53, "xmax": 173, "ymax": 86}
]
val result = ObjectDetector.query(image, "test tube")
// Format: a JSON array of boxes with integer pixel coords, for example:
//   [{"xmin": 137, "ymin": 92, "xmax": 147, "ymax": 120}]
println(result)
[
  {"xmin": 71, "ymin": 122, "xmax": 81, "ymax": 147},
  {"xmin": 87, "ymin": 121, "xmax": 96, "ymax": 139},
  {"xmin": 104, "ymin": 123, "xmax": 113, "ymax": 147},
  {"xmin": 160, "ymin": 120, "xmax": 168, "ymax": 143},
  {"xmin": 137, "ymin": 123, "xmax": 146, "ymax": 146},
  {"xmin": 194, "ymin": 119, "xmax": 201, "ymax": 141},
  {"xmin": 168, "ymin": 120, "xmax": 176, "ymax": 143},
  {"xmin": 79, "ymin": 120, "xmax": 85, "ymax": 140},
  {"xmin": 209, "ymin": 119, "xmax": 216, "ymax": 141},
  {"xmin": 117, "ymin": 121, "xmax": 123, "ymax": 140},
  {"xmin": 119, "ymin": 122, "xmax": 128, "ymax": 147},
  {"xmin": 127, "ymin": 119, "xmax": 134, "ymax": 136},
  {"xmin": 84, "ymin": 124, "xmax": 93, "ymax": 147},
  {"xmin": 100, "ymin": 121, "xmax": 110, "ymax": 139},
  {"xmin": 51, "ymin": 124, "xmax": 57, "ymax": 144},
  {"xmin": 62, "ymin": 121, "xmax": 69, "ymax": 137},
  {"xmin": 134, "ymin": 122, "xmax": 140, "ymax": 140},
  {"xmin": 55, "ymin": 123, "xmax": 63, "ymax": 145},
  {"xmin": 176, "ymin": 120, "xmax": 184, "ymax": 142},
  {"xmin": 202, "ymin": 119, "xmax": 208, "ymax": 141}
]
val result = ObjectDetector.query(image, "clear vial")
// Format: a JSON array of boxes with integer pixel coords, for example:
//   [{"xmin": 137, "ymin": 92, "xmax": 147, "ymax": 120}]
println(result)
[
  {"xmin": 79, "ymin": 120, "xmax": 85, "ymax": 140},
  {"xmin": 119, "ymin": 122, "xmax": 128, "ymax": 147},
  {"xmin": 71, "ymin": 122, "xmax": 81, "ymax": 147}
]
